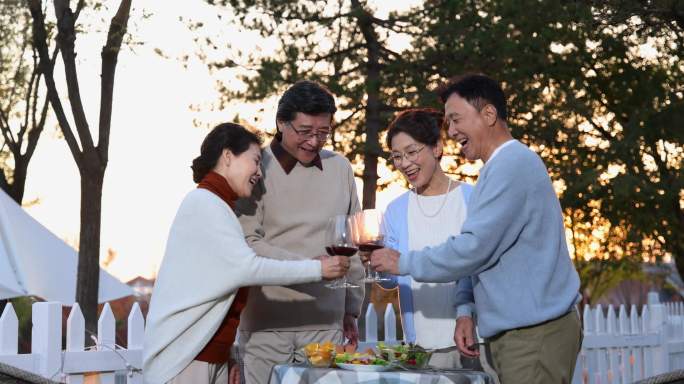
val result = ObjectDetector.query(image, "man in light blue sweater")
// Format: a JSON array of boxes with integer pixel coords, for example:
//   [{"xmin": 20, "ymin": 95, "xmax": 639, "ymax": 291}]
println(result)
[{"xmin": 371, "ymin": 74, "xmax": 582, "ymax": 383}]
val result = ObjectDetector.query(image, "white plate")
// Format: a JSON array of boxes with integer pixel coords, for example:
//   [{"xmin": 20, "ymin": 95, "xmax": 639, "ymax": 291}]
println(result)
[{"xmin": 336, "ymin": 363, "xmax": 391, "ymax": 372}]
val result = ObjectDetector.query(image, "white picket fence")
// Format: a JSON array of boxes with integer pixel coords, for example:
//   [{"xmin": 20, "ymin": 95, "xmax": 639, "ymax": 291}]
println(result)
[
  {"xmin": 573, "ymin": 292, "xmax": 684, "ymax": 383},
  {"xmin": 0, "ymin": 301, "xmax": 143, "ymax": 383},
  {"xmin": 363, "ymin": 292, "xmax": 684, "ymax": 384},
  {"xmin": 1, "ymin": 293, "xmax": 684, "ymax": 383}
]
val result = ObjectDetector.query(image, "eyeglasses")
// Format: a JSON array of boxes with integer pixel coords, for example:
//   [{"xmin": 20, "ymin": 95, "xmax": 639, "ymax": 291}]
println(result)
[
  {"xmin": 389, "ymin": 145, "xmax": 426, "ymax": 165},
  {"xmin": 285, "ymin": 121, "xmax": 331, "ymax": 141}
]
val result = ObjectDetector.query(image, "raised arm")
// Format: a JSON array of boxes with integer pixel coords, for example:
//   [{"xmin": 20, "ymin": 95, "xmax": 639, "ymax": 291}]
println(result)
[{"xmin": 399, "ymin": 159, "xmax": 530, "ymax": 282}]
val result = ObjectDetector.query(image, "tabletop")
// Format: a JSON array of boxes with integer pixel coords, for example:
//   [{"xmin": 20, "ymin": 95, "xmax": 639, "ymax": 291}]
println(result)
[{"xmin": 269, "ymin": 364, "xmax": 493, "ymax": 384}]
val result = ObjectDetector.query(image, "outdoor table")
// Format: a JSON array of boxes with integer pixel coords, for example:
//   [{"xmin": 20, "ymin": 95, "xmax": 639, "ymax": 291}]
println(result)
[{"xmin": 269, "ymin": 364, "xmax": 493, "ymax": 384}]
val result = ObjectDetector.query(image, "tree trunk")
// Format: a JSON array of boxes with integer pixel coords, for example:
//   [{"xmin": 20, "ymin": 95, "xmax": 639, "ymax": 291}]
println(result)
[
  {"xmin": 362, "ymin": 70, "xmax": 381, "ymax": 210},
  {"xmin": 353, "ymin": 0, "xmax": 382, "ymax": 209},
  {"xmin": 28, "ymin": 0, "xmax": 130, "ymax": 332},
  {"xmin": 75, "ymin": 166, "xmax": 105, "ymax": 333},
  {"xmin": 672, "ymin": 200, "xmax": 684, "ymax": 282},
  {"xmin": 5, "ymin": 158, "xmax": 28, "ymax": 204}
]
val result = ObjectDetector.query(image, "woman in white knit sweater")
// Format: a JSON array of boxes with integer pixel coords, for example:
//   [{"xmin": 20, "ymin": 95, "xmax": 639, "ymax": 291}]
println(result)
[{"xmin": 143, "ymin": 123, "xmax": 350, "ymax": 384}]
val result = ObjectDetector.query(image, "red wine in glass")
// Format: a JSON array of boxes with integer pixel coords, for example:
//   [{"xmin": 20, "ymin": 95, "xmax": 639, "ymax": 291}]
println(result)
[
  {"xmin": 351, "ymin": 209, "xmax": 391, "ymax": 282},
  {"xmin": 326, "ymin": 245, "xmax": 358, "ymax": 257},
  {"xmin": 358, "ymin": 243, "xmax": 383, "ymax": 252},
  {"xmin": 324, "ymin": 215, "xmax": 360, "ymax": 289}
]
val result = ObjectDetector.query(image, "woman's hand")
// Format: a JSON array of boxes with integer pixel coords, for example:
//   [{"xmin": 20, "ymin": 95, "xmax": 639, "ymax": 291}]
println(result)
[{"xmin": 319, "ymin": 255, "xmax": 351, "ymax": 280}]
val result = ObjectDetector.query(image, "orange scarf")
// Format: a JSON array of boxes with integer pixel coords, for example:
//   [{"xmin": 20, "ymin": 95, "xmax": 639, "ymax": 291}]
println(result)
[{"xmin": 197, "ymin": 171, "xmax": 238, "ymax": 209}]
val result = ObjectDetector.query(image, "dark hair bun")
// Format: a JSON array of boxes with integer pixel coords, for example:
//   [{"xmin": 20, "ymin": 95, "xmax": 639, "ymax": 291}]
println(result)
[{"xmin": 191, "ymin": 123, "xmax": 262, "ymax": 183}]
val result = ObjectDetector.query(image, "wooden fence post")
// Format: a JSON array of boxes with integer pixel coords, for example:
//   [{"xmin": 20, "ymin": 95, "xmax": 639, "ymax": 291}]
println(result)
[
  {"xmin": 127, "ymin": 302, "xmax": 144, "ymax": 384},
  {"xmin": 97, "ymin": 303, "xmax": 116, "ymax": 384},
  {"xmin": 66, "ymin": 304, "xmax": 84, "ymax": 384},
  {"xmin": 364, "ymin": 304, "xmax": 378, "ymax": 343},
  {"xmin": 618, "ymin": 304, "xmax": 632, "ymax": 383},
  {"xmin": 31, "ymin": 302, "xmax": 62, "ymax": 380},
  {"xmin": 0, "ymin": 303, "xmax": 18, "ymax": 356},
  {"xmin": 383, "ymin": 303, "xmax": 396, "ymax": 343},
  {"xmin": 647, "ymin": 292, "xmax": 668, "ymax": 375}
]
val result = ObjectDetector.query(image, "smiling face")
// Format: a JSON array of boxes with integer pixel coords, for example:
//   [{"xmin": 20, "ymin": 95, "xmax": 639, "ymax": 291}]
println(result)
[
  {"xmin": 278, "ymin": 112, "xmax": 332, "ymax": 164},
  {"xmin": 390, "ymin": 132, "xmax": 443, "ymax": 191},
  {"xmin": 445, "ymin": 93, "xmax": 495, "ymax": 162},
  {"xmin": 224, "ymin": 143, "xmax": 263, "ymax": 198}
]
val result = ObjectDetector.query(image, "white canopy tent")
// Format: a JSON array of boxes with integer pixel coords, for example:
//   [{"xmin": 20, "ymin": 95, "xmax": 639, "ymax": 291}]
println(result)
[{"xmin": 0, "ymin": 189, "xmax": 132, "ymax": 303}]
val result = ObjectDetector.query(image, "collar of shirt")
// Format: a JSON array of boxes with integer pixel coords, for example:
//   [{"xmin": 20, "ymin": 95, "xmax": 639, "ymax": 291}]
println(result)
[
  {"xmin": 486, "ymin": 139, "xmax": 516, "ymax": 164},
  {"xmin": 270, "ymin": 138, "xmax": 323, "ymax": 174}
]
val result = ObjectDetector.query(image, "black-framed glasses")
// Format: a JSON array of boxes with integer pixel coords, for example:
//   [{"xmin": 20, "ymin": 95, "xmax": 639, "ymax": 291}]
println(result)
[
  {"xmin": 285, "ymin": 121, "xmax": 331, "ymax": 141},
  {"xmin": 389, "ymin": 145, "xmax": 426, "ymax": 165}
]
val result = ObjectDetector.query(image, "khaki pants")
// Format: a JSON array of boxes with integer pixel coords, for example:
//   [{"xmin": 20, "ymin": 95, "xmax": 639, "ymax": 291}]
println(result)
[
  {"xmin": 239, "ymin": 329, "xmax": 343, "ymax": 384},
  {"xmin": 167, "ymin": 360, "xmax": 228, "ymax": 384},
  {"xmin": 486, "ymin": 310, "xmax": 582, "ymax": 384},
  {"xmin": 428, "ymin": 349, "xmax": 462, "ymax": 369}
]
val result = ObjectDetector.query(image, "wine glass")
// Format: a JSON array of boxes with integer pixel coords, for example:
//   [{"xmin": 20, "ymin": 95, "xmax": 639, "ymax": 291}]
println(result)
[
  {"xmin": 324, "ymin": 215, "xmax": 360, "ymax": 289},
  {"xmin": 351, "ymin": 209, "xmax": 391, "ymax": 283}
]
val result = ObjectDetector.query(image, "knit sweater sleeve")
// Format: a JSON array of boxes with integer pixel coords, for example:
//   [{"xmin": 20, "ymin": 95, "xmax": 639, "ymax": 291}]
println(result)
[
  {"xmin": 398, "ymin": 151, "xmax": 530, "ymax": 282},
  {"xmin": 169, "ymin": 190, "xmax": 322, "ymax": 294}
]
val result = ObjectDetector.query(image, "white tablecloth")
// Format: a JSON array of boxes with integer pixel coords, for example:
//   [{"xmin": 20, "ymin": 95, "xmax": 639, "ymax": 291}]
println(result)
[{"xmin": 269, "ymin": 364, "xmax": 493, "ymax": 384}]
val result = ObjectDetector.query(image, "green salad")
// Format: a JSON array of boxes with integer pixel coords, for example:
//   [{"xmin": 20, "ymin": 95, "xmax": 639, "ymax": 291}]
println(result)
[
  {"xmin": 377, "ymin": 342, "xmax": 431, "ymax": 369},
  {"xmin": 334, "ymin": 352, "xmax": 389, "ymax": 366}
]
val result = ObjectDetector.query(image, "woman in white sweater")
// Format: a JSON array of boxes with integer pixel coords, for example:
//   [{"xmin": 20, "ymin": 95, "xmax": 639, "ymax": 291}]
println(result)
[{"xmin": 143, "ymin": 123, "xmax": 350, "ymax": 384}]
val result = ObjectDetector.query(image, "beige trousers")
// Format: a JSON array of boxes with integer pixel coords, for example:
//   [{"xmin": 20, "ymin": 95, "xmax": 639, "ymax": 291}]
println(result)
[
  {"xmin": 486, "ymin": 309, "xmax": 582, "ymax": 384},
  {"xmin": 167, "ymin": 360, "xmax": 228, "ymax": 384},
  {"xmin": 238, "ymin": 329, "xmax": 343, "ymax": 384},
  {"xmin": 428, "ymin": 349, "xmax": 462, "ymax": 369}
]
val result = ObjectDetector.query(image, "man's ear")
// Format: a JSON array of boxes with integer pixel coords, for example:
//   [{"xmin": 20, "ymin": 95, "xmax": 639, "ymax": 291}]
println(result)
[{"xmin": 482, "ymin": 104, "xmax": 498, "ymax": 126}]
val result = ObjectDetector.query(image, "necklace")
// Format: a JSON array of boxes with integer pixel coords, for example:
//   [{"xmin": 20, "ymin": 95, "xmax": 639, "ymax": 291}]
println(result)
[{"xmin": 414, "ymin": 178, "xmax": 452, "ymax": 218}]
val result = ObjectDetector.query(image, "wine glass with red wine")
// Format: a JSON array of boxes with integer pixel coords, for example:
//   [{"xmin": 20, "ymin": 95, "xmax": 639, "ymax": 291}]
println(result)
[
  {"xmin": 352, "ymin": 209, "xmax": 391, "ymax": 283},
  {"xmin": 324, "ymin": 215, "xmax": 360, "ymax": 289}
]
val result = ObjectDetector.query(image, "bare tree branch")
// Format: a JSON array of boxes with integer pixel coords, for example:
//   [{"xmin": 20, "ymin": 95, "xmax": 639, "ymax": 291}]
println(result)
[
  {"xmin": 54, "ymin": 1, "xmax": 96, "ymax": 153},
  {"xmin": 28, "ymin": 0, "xmax": 83, "ymax": 161},
  {"xmin": 0, "ymin": 110, "xmax": 17, "ymax": 153},
  {"xmin": 98, "ymin": 0, "xmax": 132, "ymax": 162},
  {"xmin": 2, "ymin": 20, "xmax": 31, "ymax": 116}
]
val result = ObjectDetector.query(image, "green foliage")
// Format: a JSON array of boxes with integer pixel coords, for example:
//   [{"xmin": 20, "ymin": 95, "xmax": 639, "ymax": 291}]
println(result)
[
  {"xmin": 401, "ymin": 0, "xmax": 683, "ymax": 279},
  {"xmin": 200, "ymin": 0, "xmax": 683, "ymax": 283},
  {"xmin": 199, "ymin": 0, "xmax": 428, "ymax": 207},
  {"xmin": 8, "ymin": 297, "xmax": 34, "ymax": 353},
  {"xmin": 576, "ymin": 257, "xmax": 645, "ymax": 305}
]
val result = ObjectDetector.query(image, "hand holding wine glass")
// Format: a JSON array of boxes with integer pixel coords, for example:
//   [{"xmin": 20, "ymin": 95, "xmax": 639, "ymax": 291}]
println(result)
[
  {"xmin": 319, "ymin": 255, "xmax": 351, "ymax": 280},
  {"xmin": 351, "ymin": 209, "xmax": 391, "ymax": 282},
  {"xmin": 324, "ymin": 215, "xmax": 360, "ymax": 289}
]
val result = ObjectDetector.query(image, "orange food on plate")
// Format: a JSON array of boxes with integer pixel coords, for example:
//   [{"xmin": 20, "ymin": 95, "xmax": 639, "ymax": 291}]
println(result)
[{"xmin": 303, "ymin": 341, "xmax": 337, "ymax": 368}]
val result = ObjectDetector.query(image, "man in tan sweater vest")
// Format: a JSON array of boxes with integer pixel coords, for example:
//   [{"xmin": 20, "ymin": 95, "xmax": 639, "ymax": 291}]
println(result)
[{"xmin": 235, "ymin": 80, "xmax": 365, "ymax": 384}]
